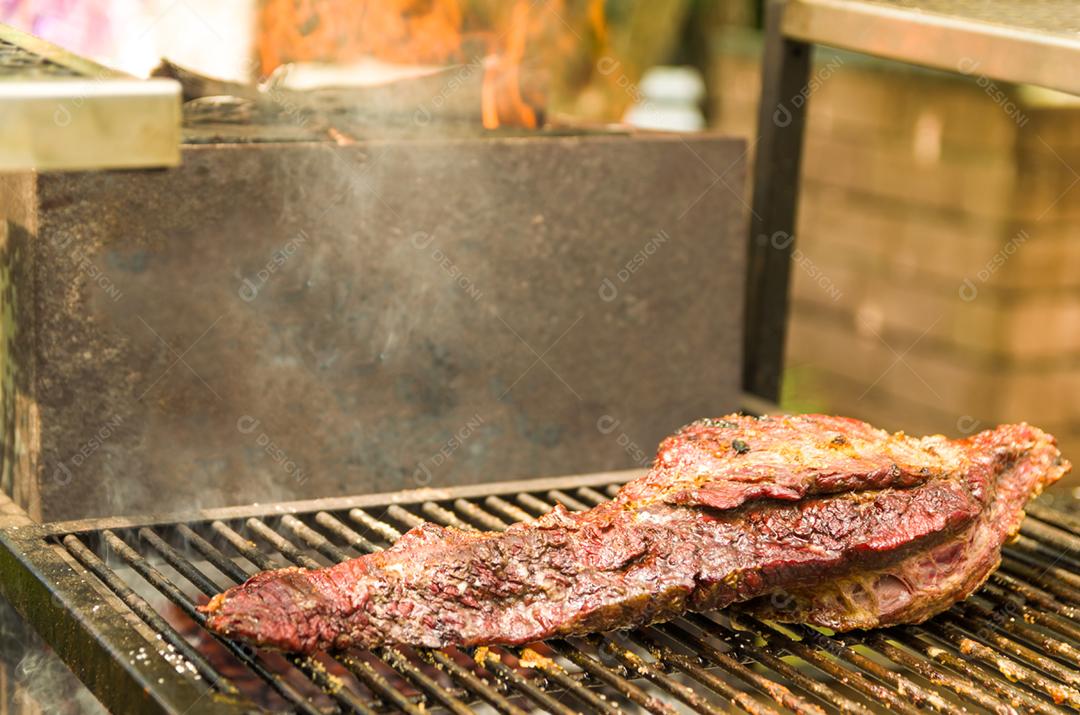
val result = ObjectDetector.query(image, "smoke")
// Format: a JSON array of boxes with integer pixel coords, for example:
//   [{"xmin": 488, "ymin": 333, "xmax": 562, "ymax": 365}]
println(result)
[{"xmin": 0, "ymin": 595, "xmax": 106, "ymax": 714}]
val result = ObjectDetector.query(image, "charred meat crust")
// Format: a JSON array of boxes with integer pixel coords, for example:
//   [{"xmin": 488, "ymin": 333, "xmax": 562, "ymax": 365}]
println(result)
[{"xmin": 200, "ymin": 414, "xmax": 1067, "ymax": 653}]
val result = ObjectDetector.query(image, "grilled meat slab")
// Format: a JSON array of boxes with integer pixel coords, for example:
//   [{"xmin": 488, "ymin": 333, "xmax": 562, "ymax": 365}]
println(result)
[
  {"xmin": 200, "ymin": 415, "xmax": 1067, "ymax": 653},
  {"xmin": 743, "ymin": 423, "xmax": 1066, "ymax": 628}
]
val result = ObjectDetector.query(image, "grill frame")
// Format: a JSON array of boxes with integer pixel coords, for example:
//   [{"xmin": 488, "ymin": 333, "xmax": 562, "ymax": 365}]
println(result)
[{"xmin": 1, "ymin": 469, "xmax": 1078, "ymax": 715}]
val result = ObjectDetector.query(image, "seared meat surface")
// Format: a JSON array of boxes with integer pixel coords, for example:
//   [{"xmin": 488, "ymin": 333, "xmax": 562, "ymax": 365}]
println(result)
[{"xmin": 201, "ymin": 415, "xmax": 1067, "ymax": 653}]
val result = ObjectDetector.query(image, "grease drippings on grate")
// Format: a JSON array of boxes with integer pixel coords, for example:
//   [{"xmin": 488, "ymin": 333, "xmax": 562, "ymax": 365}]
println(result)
[{"xmin": 51, "ymin": 484, "xmax": 1080, "ymax": 713}]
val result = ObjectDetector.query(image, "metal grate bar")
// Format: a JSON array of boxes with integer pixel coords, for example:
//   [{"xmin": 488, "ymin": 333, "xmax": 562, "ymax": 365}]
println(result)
[
  {"xmin": 1001, "ymin": 554, "xmax": 1080, "ymax": 604},
  {"xmin": 350, "ymin": 509, "xmax": 403, "ymax": 543},
  {"xmin": 654, "ymin": 620, "xmax": 827, "ymax": 715},
  {"xmin": 892, "ymin": 627, "xmax": 1067, "ymax": 715},
  {"xmin": 180, "ymin": 522, "xmax": 387, "ymax": 713},
  {"xmin": 1028, "ymin": 503, "xmax": 1080, "ymax": 535},
  {"xmin": 454, "ymin": 499, "xmax": 515, "ymax": 531},
  {"xmin": 240, "ymin": 515, "xmax": 540, "ymax": 715},
  {"xmin": 314, "ymin": 512, "xmax": 384, "ymax": 554},
  {"xmin": 105, "ymin": 528, "xmax": 366, "ymax": 715},
  {"xmin": 137, "ymin": 527, "xmax": 345, "ymax": 712},
  {"xmin": 528, "ymin": 490, "xmax": 917, "ymax": 714},
  {"xmin": 862, "ymin": 632, "xmax": 1010, "ymax": 714},
  {"xmin": 1020, "ymin": 517, "xmax": 1080, "ymax": 555},
  {"xmin": 626, "ymin": 628, "xmax": 782, "ymax": 715},
  {"xmin": 725, "ymin": 615, "xmax": 925, "ymax": 715},
  {"xmin": 466, "ymin": 490, "xmax": 771, "ymax": 713},
  {"xmin": 60, "ymin": 534, "xmax": 234, "ymax": 695},
  {"xmin": 782, "ymin": 623, "xmax": 950, "ymax": 712},
  {"xmin": 511, "ymin": 647, "xmax": 619, "ymax": 715},
  {"xmin": 958, "ymin": 595, "xmax": 1080, "ymax": 663},
  {"xmin": 335, "ymin": 653, "xmax": 426, "ymax": 715},
  {"xmin": 377, "ymin": 646, "xmax": 476, "ymax": 715},
  {"xmin": 986, "ymin": 573, "xmax": 1080, "ymax": 626},
  {"xmin": 686, "ymin": 614, "xmax": 873, "ymax": 715},
  {"xmin": 483, "ymin": 496, "xmax": 535, "ymax": 524},
  {"xmin": 934, "ymin": 615, "xmax": 1080, "ymax": 708},
  {"xmin": 320, "ymin": 504, "xmax": 673, "ymax": 715},
  {"xmin": 471, "ymin": 649, "xmax": 581, "ymax": 715},
  {"xmin": 1007, "ymin": 541, "xmax": 1080, "ymax": 591},
  {"xmin": 2, "ymin": 472, "xmax": 1078, "ymax": 714},
  {"xmin": 434, "ymin": 498, "xmax": 738, "ymax": 715},
  {"xmin": 946, "ymin": 611, "xmax": 1080, "ymax": 690}
]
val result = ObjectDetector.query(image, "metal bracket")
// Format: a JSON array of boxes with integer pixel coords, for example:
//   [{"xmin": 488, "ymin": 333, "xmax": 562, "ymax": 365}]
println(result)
[{"xmin": 0, "ymin": 23, "xmax": 181, "ymax": 171}]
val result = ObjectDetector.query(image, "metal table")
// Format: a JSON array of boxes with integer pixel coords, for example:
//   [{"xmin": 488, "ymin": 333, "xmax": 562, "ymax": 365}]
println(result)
[
  {"xmin": 0, "ymin": 23, "xmax": 180, "ymax": 171},
  {"xmin": 743, "ymin": 0, "xmax": 1080, "ymax": 401}
]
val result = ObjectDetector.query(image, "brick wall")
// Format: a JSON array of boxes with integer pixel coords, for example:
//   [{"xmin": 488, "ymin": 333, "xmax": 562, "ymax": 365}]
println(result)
[{"xmin": 711, "ymin": 29, "xmax": 1080, "ymax": 490}]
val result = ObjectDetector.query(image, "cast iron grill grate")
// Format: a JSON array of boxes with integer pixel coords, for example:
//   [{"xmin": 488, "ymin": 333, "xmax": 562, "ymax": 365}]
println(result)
[
  {"xmin": 1, "ymin": 472, "xmax": 1078, "ymax": 714},
  {"xmin": 0, "ymin": 36, "xmax": 80, "ymax": 77}
]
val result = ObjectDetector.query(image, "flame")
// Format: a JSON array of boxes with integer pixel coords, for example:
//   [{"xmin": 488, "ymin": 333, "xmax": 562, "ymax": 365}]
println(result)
[
  {"xmin": 258, "ymin": 1, "xmax": 465, "ymax": 72},
  {"xmin": 480, "ymin": 1, "xmax": 535, "ymax": 130},
  {"xmin": 256, "ymin": 0, "xmax": 604, "ymax": 130}
]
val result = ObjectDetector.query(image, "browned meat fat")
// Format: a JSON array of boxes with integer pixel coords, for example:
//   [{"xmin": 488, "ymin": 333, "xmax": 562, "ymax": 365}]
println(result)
[{"xmin": 200, "ymin": 414, "xmax": 1067, "ymax": 653}]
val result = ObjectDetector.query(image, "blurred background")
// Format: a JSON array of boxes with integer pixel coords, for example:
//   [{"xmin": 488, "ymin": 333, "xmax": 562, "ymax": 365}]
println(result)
[{"xmin": 5, "ymin": 0, "xmax": 1080, "ymax": 480}]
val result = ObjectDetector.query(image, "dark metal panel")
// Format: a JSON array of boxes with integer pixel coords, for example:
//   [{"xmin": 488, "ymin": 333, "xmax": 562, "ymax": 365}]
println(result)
[
  {"xmin": 743, "ymin": 0, "xmax": 812, "ymax": 401},
  {"xmin": 5, "ymin": 133, "xmax": 747, "ymax": 522}
]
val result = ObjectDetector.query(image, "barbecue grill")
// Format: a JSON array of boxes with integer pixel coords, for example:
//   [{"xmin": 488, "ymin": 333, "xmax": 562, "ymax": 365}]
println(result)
[
  {"xmin": 3, "ymin": 1, "xmax": 1080, "ymax": 713},
  {"xmin": 1, "ymin": 473, "xmax": 1078, "ymax": 714}
]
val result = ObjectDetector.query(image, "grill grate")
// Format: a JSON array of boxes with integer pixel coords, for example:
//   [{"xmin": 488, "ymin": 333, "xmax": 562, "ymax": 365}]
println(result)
[
  {"xmin": 0, "ymin": 37, "xmax": 80, "ymax": 77},
  {"xmin": 1, "ymin": 471, "xmax": 1078, "ymax": 714}
]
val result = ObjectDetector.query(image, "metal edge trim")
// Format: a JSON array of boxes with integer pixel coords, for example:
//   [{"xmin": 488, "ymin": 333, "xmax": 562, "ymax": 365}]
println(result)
[
  {"xmin": 33, "ymin": 469, "xmax": 646, "ymax": 536},
  {"xmin": 0, "ymin": 78, "xmax": 180, "ymax": 99},
  {"xmin": 0, "ymin": 527, "xmax": 245, "ymax": 714},
  {"xmin": 0, "ymin": 77, "xmax": 181, "ymax": 171},
  {"xmin": 782, "ymin": 0, "xmax": 1080, "ymax": 97}
]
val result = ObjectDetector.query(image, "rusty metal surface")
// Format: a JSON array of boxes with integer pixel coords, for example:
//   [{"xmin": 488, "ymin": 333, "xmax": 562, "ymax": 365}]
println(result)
[{"xmin": 0, "ymin": 133, "xmax": 747, "ymax": 521}]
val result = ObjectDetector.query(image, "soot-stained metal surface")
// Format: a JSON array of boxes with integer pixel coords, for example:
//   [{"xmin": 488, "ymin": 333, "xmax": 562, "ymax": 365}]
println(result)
[{"xmin": 0, "ymin": 133, "xmax": 746, "ymax": 521}]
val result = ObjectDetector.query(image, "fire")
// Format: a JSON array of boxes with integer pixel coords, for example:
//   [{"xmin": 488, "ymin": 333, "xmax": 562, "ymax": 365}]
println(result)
[
  {"xmin": 480, "ymin": 1, "xmax": 534, "ymax": 130},
  {"xmin": 256, "ymin": 0, "xmax": 606, "ymax": 130}
]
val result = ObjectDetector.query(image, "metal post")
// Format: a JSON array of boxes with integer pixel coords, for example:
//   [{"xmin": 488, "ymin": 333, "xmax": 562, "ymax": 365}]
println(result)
[{"xmin": 743, "ymin": 0, "xmax": 812, "ymax": 401}]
